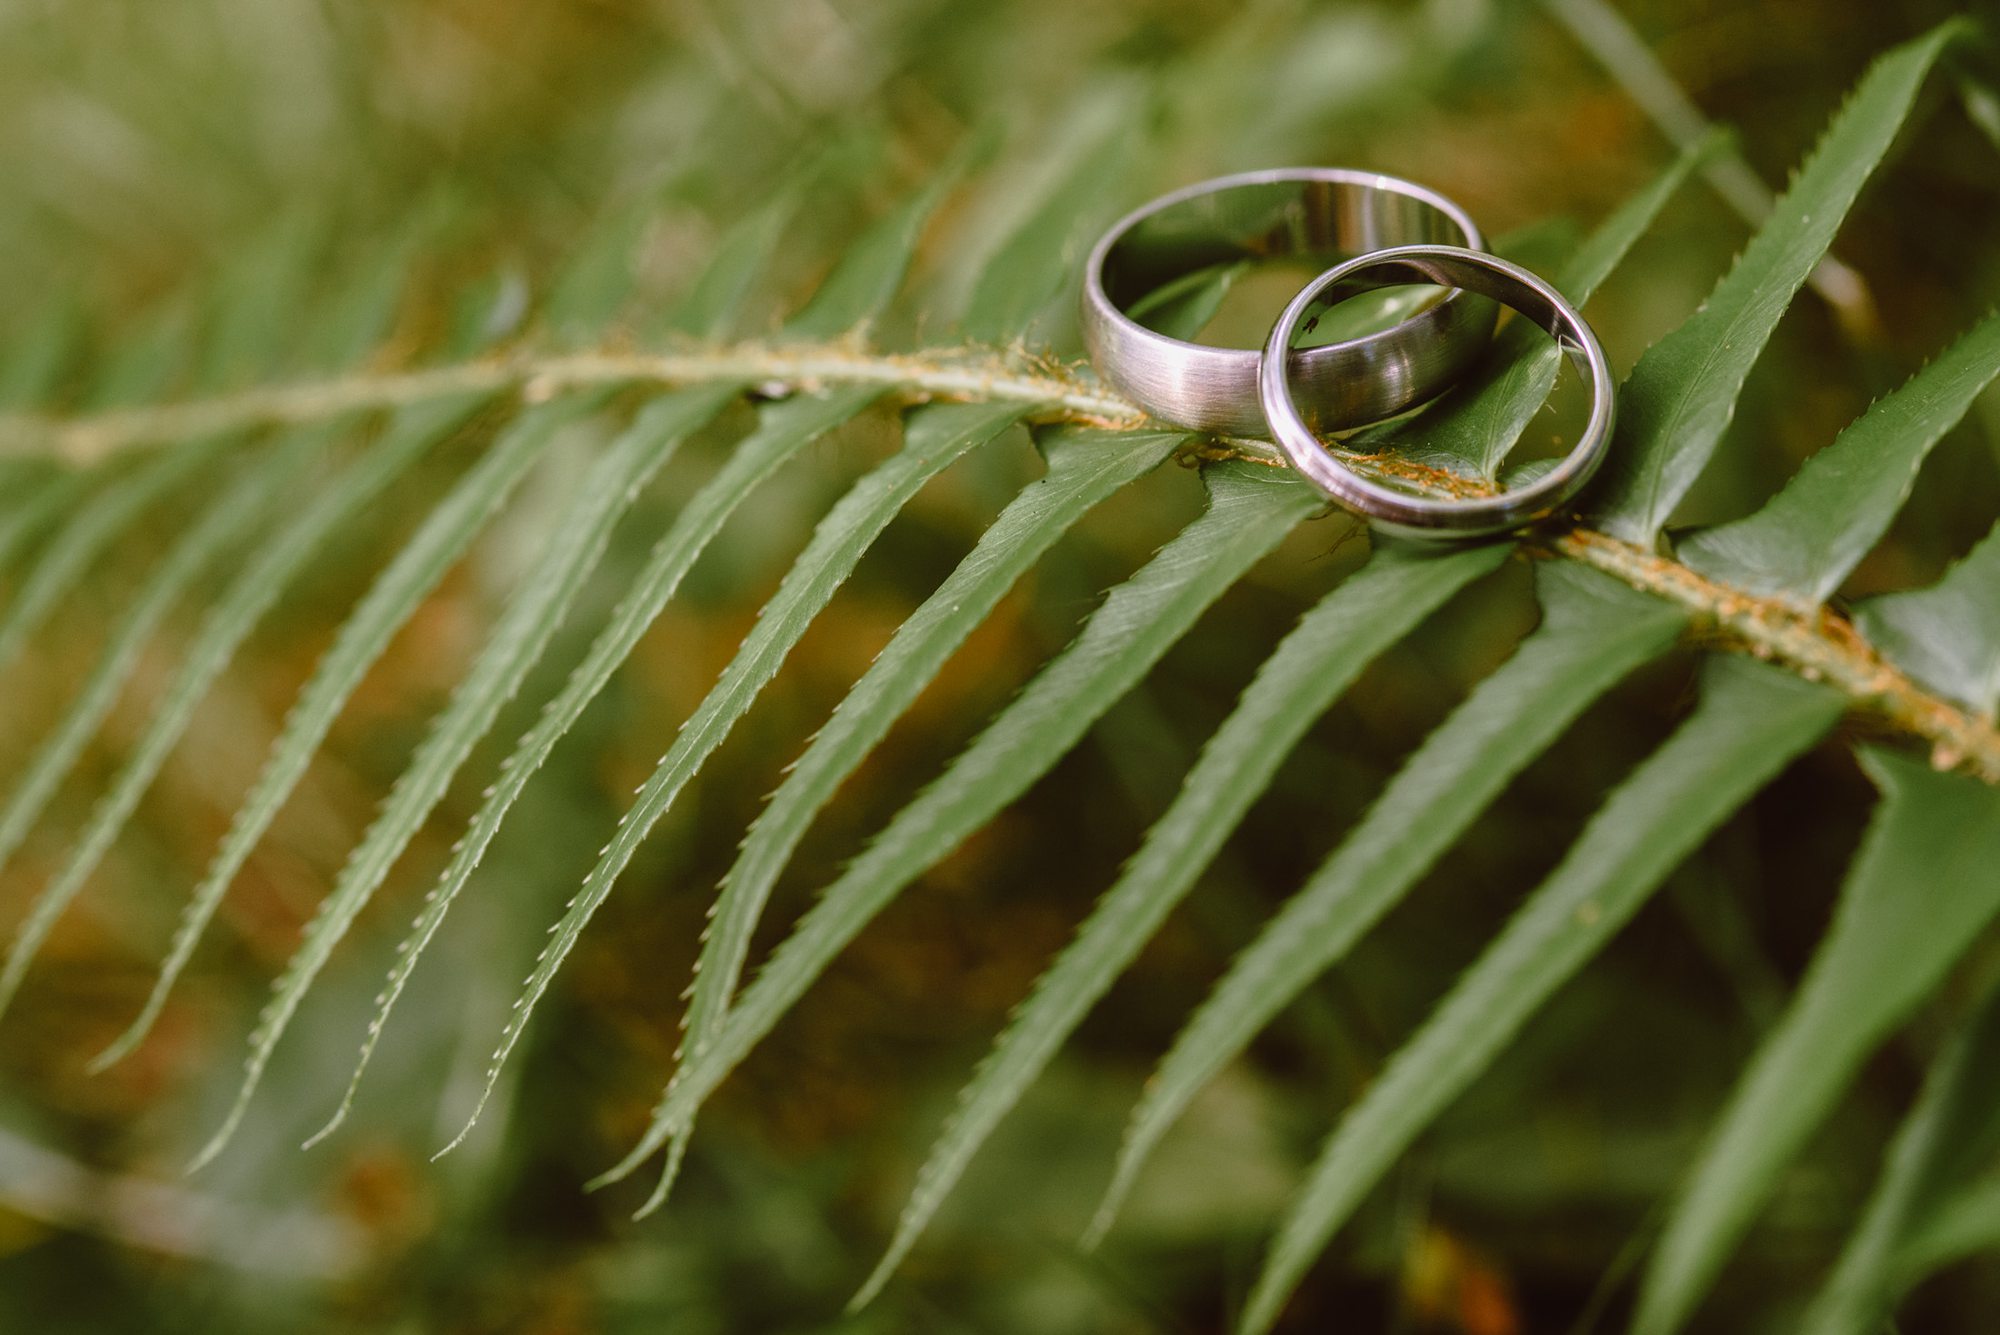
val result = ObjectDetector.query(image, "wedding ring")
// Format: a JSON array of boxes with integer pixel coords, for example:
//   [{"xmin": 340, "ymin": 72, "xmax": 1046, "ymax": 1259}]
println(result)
[
  {"xmin": 1082, "ymin": 169, "xmax": 1493, "ymax": 438},
  {"xmin": 1259, "ymin": 245, "xmax": 1613, "ymax": 540}
]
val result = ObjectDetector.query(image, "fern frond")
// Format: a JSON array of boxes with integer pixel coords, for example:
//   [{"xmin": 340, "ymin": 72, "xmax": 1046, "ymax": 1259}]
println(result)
[
  {"xmin": 1241, "ymin": 657, "xmax": 1842, "ymax": 1334},
  {"xmin": 92, "ymin": 393, "xmax": 596, "ymax": 1070},
  {"xmin": 1634, "ymin": 749, "xmax": 2000, "ymax": 1334},
  {"xmin": 0, "ymin": 445, "xmax": 205, "ymax": 676},
  {"xmin": 599, "ymin": 462, "xmax": 1324, "ymax": 1194},
  {"xmin": 445, "ymin": 398, "xmax": 1024, "ymax": 1154},
  {"xmin": 1855, "ymin": 517, "xmax": 2000, "ymax": 716},
  {"xmin": 1590, "ymin": 20, "xmax": 1968, "ymax": 545},
  {"xmin": 190, "ymin": 384, "xmax": 739, "ymax": 1170},
  {"xmin": 309, "ymin": 385, "xmax": 881, "ymax": 1147},
  {"xmin": 672, "ymin": 423, "xmax": 1184, "ymax": 1205},
  {"xmin": 1087, "ymin": 560, "xmax": 1686, "ymax": 1245},
  {"xmin": 1803, "ymin": 976, "xmax": 2000, "ymax": 1335},
  {"xmin": 0, "ymin": 399, "xmax": 479, "ymax": 1022},
  {"xmin": 855, "ymin": 538, "xmax": 1509, "ymax": 1306},
  {"xmin": 1680, "ymin": 308, "xmax": 2000, "ymax": 601},
  {"xmin": 0, "ymin": 435, "xmax": 312, "ymax": 898},
  {"xmin": 0, "ymin": 14, "xmax": 1996, "ymax": 1330}
]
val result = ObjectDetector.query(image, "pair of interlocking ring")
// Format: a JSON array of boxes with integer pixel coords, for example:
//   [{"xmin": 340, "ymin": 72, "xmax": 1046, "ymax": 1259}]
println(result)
[{"xmin": 1081, "ymin": 169, "xmax": 1613, "ymax": 539}]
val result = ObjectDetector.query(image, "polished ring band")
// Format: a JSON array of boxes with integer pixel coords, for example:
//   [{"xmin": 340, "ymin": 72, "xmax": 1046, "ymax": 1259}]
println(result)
[
  {"xmin": 1259, "ymin": 244, "xmax": 1615, "ymax": 540},
  {"xmin": 1082, "ymin": 169, "xmax": 1494, "ymax": 438}
]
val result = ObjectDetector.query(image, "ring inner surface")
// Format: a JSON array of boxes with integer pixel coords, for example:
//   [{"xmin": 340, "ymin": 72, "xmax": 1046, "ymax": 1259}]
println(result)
[
  {"xmin": 1308, "ymin": 260, "xmax": 1568, "ymax": 342},
  {"xmin": 1101, "ymin": 180, "xmax": 1471, "ymax": 320},
  {"xmin": 1283, "ymin": 269, "xmax": 1590, "ymax": 476}
]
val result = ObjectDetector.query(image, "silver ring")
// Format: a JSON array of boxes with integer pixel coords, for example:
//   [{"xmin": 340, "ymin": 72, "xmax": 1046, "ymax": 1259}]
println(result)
[
  {"xmin": 1259, "ymin": 244, "xmax": 1614, "ymax": 540},
  {"xmin": 1082, "ymin": 169, "xmax": 1494, "ymax": 438}
]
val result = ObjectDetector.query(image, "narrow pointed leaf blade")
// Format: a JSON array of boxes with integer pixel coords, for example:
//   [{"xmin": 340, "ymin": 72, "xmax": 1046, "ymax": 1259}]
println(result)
[
  {"xmin": 1380, "ymin": 132, "xmax": 1719, "ymax": 477},
  {"xmin": 1681, "ymin": 308, "xmax": 2000, "ymax": 601},
  {"xmin": 1892, "ymin": 1170, "xmax": 2000, "ymax": 1281},
  {"xmin": 1634, "ymin": 749, "xmax": 2000, "ymax": 1335},
  {"xmin": 299, "ymin": 204, "xmax": 447, "ymax": 372},
  {"xmin": 784, "ymin": 169, "xmax": 959, "ymax": 339},
  {"xmin": 0, "ymin": 470, "xmax": 90, "ymax": 583},
  {"xmin": 855, "ymin": 541, "xmax": 1508, "ymax": 1308},
  {"xmin": 543, "ymin": 196, "xmax": 665, "ymax": 342},
  {"xmin": 958, "ymin": 84, "xmax": 1146, "ymax": 343},
  {"xmin": 1589, "ymin": 21, "xmax": 1967, "ymax": 544},
  {"xmin": 1802, "ymin": 977, "xmax": 2000, "ymax": 1335},
  {"xmin": 689, "ymin": 426, "xmax": 1182, "ymax": 1099},
  {"xmin": 195, "ymin": 210, "xmax": 327, "ymax": 390},
  {"xmin": 663, "ymin": 188, "xmax": 803, "ymax": 340},
  {"xmin": 1240, "ymin": 657, "xmax": 1842, "ymax": 1335},
  {"xmin": 1854, "ymin": 517, "xmax": 2000, "ymax": 715},
  {"xmin": 602, "ymin": 463, "xmax": 1325, "ymax": 1191},
  {"xmin": 2, "ymin": 399, "xmax": 478, "ymax": 1023},
  {"xmin": 1089, "ymin": 561, "xmax": 1686, "ymax": 1244},
  {"xmin": 438, "ymin": 400, "xmax": 1023, "ymax": 1152},
  {"xmin": 191, "ymin": 386, "xmax": 737, "ymax": 1169},
  {"xmin": 0, "ymin": 435, "xmax": 312, "ymax": 903},
  {"xmin": 95, "ymin": 395, "xmax": 590, "ymax": 1072},
  {"xmin": 656, "ymin": 426, "xmax": 1181, "ymax": 1208},
  {"xmin": 0, "ymin": 445, "xmax": 203, "ymax": 677},
  {"xmin": 314, "ymin": 387, "xmax": 880, "ymax": 1147}
]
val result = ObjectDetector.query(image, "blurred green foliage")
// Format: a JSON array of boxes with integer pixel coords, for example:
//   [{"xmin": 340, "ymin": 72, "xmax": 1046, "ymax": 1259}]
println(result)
[{"xmin": 0, "ymin": 1, "xmax": 1996, "ymax": 1332}]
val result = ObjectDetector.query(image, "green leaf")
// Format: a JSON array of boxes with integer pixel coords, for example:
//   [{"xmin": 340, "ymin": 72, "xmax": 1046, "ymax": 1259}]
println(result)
[
  {"xmin": 958, "ymin": 84, "xmax": 1147, "ymax": 343},
  {"xmin": 0, "ymin": 444, "xmax": 206, "ymax": 677},
  {"xmin": 854, "ymin": 540, "xmax": 1508, "ymax": 1308},
  {"xmin": 312, "ymin": 387, "xmax": 879, "ymax": 1150},
  {"xmin": 0, "ymin": 398, "xmax": 479, "ymax": 1027},
  {"xmin": 92, "ymin": 394, "xmax": 593, "ymax": 1074},
  {"xmin": 1588, "ymin": 21, "xmax": 1967, "ymax": 545},
  {"xmin": 188, "ymin": 385, "xmax": 739, "ymax": 1171},
  {"xmin": 0, "ymin": 469, "xmax": 90, "ymax": 577},
  {"xmin": 1633, "ymin": 749, "xmax": 2000, "ymax": 1335},
  {"xmin": 444, "ymin": 267, "xmax": 533, "ymax": 359},
  {"xmin": 1088, "ymin": 561, "xmax": 1686, "ymax": 1245},
  {"xmin": 1379, "ymin": 131, "xmax": 1720, "ymax": 478},
  {"xmin": 661, "ymin": 187, "xmax": 803, "ymax": 341},
  {"xmin": 1894, "ymin": 1167, "xmax": 2000, "ymax": 1282},
  {"xmin": 1854, "ymin": 517, "xmax": 2000, "ymax": 716},
  {"xmin": 0, "ymin": 437, "xmax": 312, "ymax": 898},
  {"xmin": 599, "ymin": 462, "xmax": 1326, "ymax": 1198},
  {"xmin": 1125, "ymin": 260, "xmax": 1252, "ymax": 343},
  {"xmin": 0, "ymin": 299, "xmax": 83, "ymax": 409},
  {"xmin": 784, "ymin": 169, "xmax": 959, "ymax": 340},
  {"xmin": 1804, "ymin": 976, "xmax": 2000, "ymax": 1335},
  {"xmin": 1680, "ymin": 309, "xmax": 2000, "ymax": 601},
  {"xmin": 1559, "ymin": 134, "xmax": 1724, "ymax": 304},
  {"xmin": 674, "ymin": 424, "xmax": 1182, "ymax": 1201},
  {"xmin": 1240, "ymin": 656, "xmax": 1842, "ymax": 1335},
  {"xmin": 439, "ymin": 399, "xmax": 1024, "ymax": 1155},
  {"xmin": 298, "ymin": 205, "xmax": 447, "ymax": 373},
  {"xmin": 543, "ymin": 195, "xmax": 670, "ymax": 342},
  {"xmin": 90, "ymin": 300, "xmax": 198, "ymax": 409},
  {"xmin": 195, "ymin": 210, "xmax": 328, "ymax": 390}
]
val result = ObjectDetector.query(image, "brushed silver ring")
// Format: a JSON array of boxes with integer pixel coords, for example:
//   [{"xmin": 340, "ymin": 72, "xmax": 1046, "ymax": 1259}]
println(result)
[
  {"xmin": 1081, "ymin": 169, "xmax": 1494, "ymax": 438},
  {"xmin": 1260, "ymin": 245, "xmax": 1614, "ymax": 540}
]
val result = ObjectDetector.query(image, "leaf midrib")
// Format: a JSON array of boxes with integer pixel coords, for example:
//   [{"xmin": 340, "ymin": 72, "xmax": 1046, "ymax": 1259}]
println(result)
[{"xmin": 5, "ymin": 342, "xmax": 1990, "ymax": 789}]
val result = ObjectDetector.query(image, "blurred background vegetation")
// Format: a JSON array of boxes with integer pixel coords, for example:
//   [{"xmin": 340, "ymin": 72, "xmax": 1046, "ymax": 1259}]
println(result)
[{"xmin": 0, "ymin": 0, "xmax": 1995, "ymax": 1331}]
